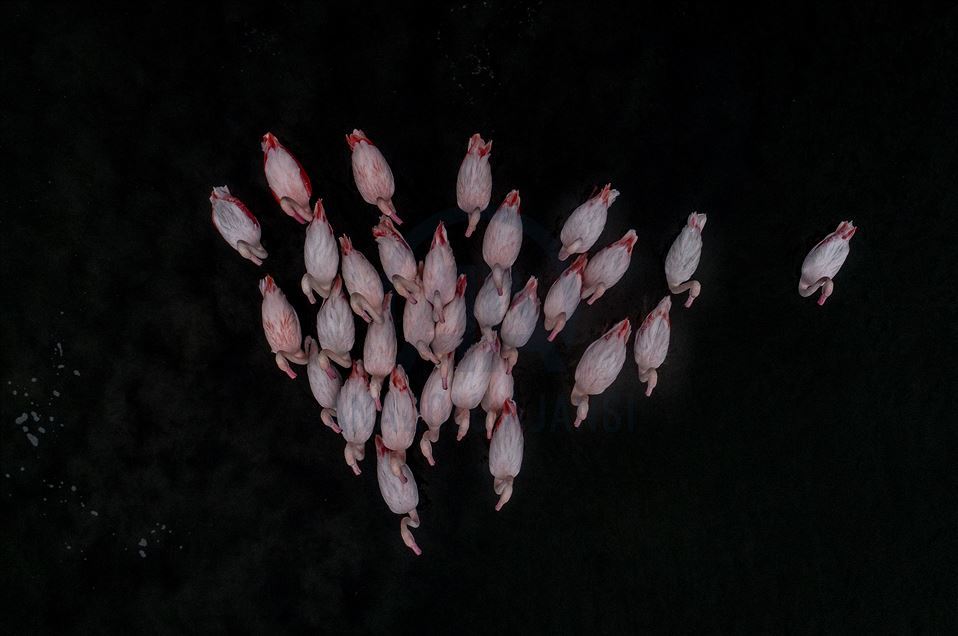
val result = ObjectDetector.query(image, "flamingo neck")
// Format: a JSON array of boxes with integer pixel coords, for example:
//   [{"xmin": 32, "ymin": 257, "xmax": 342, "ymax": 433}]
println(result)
[{"xmin": 799, "ymin": 276, "xmax": 831, "ymax": 298}]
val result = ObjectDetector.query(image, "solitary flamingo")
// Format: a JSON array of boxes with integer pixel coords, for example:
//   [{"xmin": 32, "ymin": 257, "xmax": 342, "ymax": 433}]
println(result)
[{"xmin": 799, "ymin": 221, "xmax": 857, "ymax": 305}]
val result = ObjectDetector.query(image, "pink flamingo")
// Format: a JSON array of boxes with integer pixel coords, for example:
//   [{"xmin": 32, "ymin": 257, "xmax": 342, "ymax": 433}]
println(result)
[
  {"xmin": 456, "ymin": 133, "xmax": 493, "ymax": 237},
  {"xmin": 799, "ymin": 221, "xmax": 857, "ymax": 305}
]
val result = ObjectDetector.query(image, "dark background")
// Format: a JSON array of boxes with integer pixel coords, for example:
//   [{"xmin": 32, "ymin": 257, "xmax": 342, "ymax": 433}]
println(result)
[{"xmin": 2, "ymin": 2, "xmax": 956, "ymax": 632}]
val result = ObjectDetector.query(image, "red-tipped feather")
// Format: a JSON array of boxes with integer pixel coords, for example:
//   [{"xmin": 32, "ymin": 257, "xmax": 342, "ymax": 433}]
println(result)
[
  {"xmin": 299, "ymin": 166, "xmax": 312, "ymax": 199},
  {"xmin": 258, "ymin": 275, "xmax": 277, "ymax": 298},
  {"xmin": 261, "ymin": 132, "xmax": 278, "ymax": 152},
  {"xmin": 431, "ymin": 221, "xmax": 448, "ymax": 247},
  {"xmin": 837, "ymin": 221, "xmax": 857, "ymax": 240},
  {"xmin": 599, "ymin": 183, "xmax": 615, "ymax": 205},
  {"xmin": 610, "ymin": 318, "xmax": 632, "ymax": 340},
  {"xmin": 329, "ymin": 276, "xmax": 343, "ymax": 298},
  {"xmin": 617, "ymin": 230, "xmax": 638, "ymax": 254},
  {"xmin": 346, "ymin": 129, "xmax": 373, "ymax": 150},
  {"xmin": 261, "ymin": 132, "xmax": 312, "ymax": 201},
  {"xmin": 312, "ymin": 199, "xmax": 327, "ymax": 222},
  {"xmin": 467, "ymin": 133, "xmax": 493, "ymax": 157},
  {"xmin": 390, "ymin": 366, "xmax": 409, "ymax": 392},
  {"xmin": 510, "ymin": 277, "xmax": 538, "ymax": 309},
  {"xmin": 569, "ymin": 254, "xmax": 588, "ymax": 274},
  {"xmin": 210, "ymin": 187, "xmax": 259, "ymax": 226},
  {"xmin": 372, "ymin": 216, "xmax": 410, "ymax": 248},
  {"xmin": 374, "ymin": 434, "xmax": 387, "ymax": 457},
  {"xmin": 349, "ymin": 359, "xmax": 367, "ymax": 381}
]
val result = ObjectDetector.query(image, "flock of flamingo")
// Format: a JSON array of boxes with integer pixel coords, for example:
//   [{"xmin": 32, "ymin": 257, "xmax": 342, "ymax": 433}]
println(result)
[{"xmin": 209, "ymin": 130, "xmax": 857, "ymax": 555}]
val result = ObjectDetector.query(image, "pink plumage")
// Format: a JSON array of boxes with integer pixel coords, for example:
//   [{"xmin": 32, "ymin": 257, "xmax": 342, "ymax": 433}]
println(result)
[
  {"xmin": 381, "ymin": 365, "xmax": 419, "ymax": 485},
  {"xmin": 347, "ymin": 129, "xmax": 402, "ymax": 225},
  {"xmin": 375, "ymin": 435, "xmax": 422, "ymax": 555},
  {"xmin": 500, "ymin": 276, "xmax": 540, "ymax": 373},
  {"xmin": 362, "ymin": 292, "xmax": 397, "ymax": 411},
  {"xmin": 431, "ymin": 274, "xmax": 467, "ymax": 391},
  {"xmin": 301, "ymin": 200, "xmax": 338, "ymax": 302},
  {"xmin": 372, "ymin": 215, "xmax": 419, "ymax": 301},
  {"xmin": 488, "ymin": 399, "xmax": 523, "ymax": 511},
  {"xmin": 799, "ymin": 221, "xmax": 857, "ymax": 305},
  {"xmin": 450, "ymin": 335, "xmax": 496, "ymax": 441},
  {"xmin": 474, "ymin": 268, "xmax": 512, "ymax": 337},
  {"xmin": 261, "ymin": 132, "xmax": 313, "ymax": 224},
  {"xmin": 422, "ymin": 221, "xmax": 458, "ymax": 323},
  {"xmin": 258, "ymin": 275, "xmax": 307, "ymax": 379},
  {"xmin": 315, "ymin": 276, "xmax": 354, "ymax": 369},
  {"xmin": 418, "ymin": 362, "xmax": 455, "ymax": 466},
  {"xmin": 570, "ymin": 318, "xmax": 631, "ymax": 428},
  {"xmin": 634, "ymin": 296, "xmax": 671, "ymax": 396},
  {"xmin": 582, "ymin": 229, "xmax": 637, "ymax": 305},
  {"xmin": 559, "ymin": 184, "xmax": 619, "ymax": 260},
  {"xmin": 482, "ymin": 190, "xmax": 522, "ymax": 295},
  {"xmin": 304, "ymin": 336, "xmax": 342, "ymax": 434},
  {"xmin": 481, "ymin": 348, "xmax": 514, "ymax": 440},
  {"xmin": 665, "ymin": 212, "xmax": 707, "ymax": 308},
  {"xmin": 456, "ymin": 133, "xmax": 493, "ymax": 237},
  {"xmin": 337, "ymin": 360, "xmax": 376, "ymax": 476},
  {"xmin": 210, "ymin": 186, "xmax": 267, "ymax": 265},
  {"xmin": 543, "ymin": 254, "xmax": 588, "ymax": 342},
  {"xmin": 402, "ymin": 270, "xmax": 437, "ymax": 364},
  {"xmin": 339, "ymin": 234, "xmax": 385, "ymax": 324}
]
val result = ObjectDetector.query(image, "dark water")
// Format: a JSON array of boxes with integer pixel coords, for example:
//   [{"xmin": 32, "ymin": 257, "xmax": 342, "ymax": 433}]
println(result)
[{"xmin": 2, "ymin": 3, "xmax": 956, "ymax": 632}]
